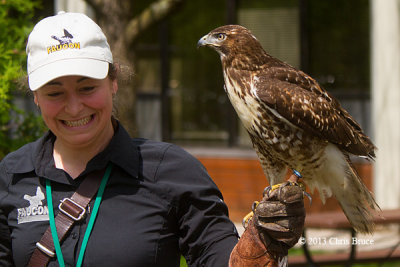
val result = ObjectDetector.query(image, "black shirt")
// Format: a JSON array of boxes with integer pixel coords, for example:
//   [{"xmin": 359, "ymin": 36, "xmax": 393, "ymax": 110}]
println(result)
[{"xmin": 0, "ymin": 123, "xmax": 238, "ymax": 267}]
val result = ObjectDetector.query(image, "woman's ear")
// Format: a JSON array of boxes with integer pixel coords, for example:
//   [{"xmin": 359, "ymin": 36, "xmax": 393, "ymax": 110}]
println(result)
[
  {"xmin": 33, "ymin": 92, "xmax": 39, "ymax": 107},
  {"xmin": 112, "ymin": 79, "xmax": 118, "ymax": 95}
]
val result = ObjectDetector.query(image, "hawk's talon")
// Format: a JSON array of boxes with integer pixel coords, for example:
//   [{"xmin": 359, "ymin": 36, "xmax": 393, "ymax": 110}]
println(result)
[
  {"xmin": 242, "ymin": 201, "xmax": 259, "ymax": 228},
  {"xmin": 270, "ymin": 183, "xmax": 282, "ymax": 191},
  {"xmin": 242, "ymin": 212, "xmax": 253, "ymax": 228},
  {"xmin": 263, "ymin": 183, "xmax": 284, "ymax": 197},
  {"xmin": 303, "ymin": 191, "xmax": 312, "ymax": 205},
  {"xmin": 263, "ymin": 186, "xmax": 271, "ymax": 197}
]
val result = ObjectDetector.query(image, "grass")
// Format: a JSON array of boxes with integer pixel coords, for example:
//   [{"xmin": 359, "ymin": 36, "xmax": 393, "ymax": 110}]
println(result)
[
  {"xmin": 288, "ymin": 248, "xmax": 400, "ymax": 267},
  {"xmin": 179, "ymin": 249, "xmax": 400, "ymax": 266},
  {"xmin": 319, "ymin": 264, "xmax": 400, "ymax": 267}
]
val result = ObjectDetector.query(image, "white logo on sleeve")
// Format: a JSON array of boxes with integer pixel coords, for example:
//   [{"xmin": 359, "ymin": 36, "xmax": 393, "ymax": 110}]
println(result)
[{"xmin": 17, "ymin": 186, "xmax": 49, "ymax": 224}]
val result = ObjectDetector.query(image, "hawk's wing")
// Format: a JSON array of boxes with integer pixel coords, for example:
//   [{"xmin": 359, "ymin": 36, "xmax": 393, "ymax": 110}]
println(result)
[{"xmin": 253, "ymin": 66, "xmax": 375, "ymax": 159}]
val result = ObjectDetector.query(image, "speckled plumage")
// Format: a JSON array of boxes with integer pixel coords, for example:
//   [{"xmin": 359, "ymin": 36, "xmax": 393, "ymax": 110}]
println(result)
[{"xmin": 198, "ymin": 25, "xmax": 378, "ymax": 233}]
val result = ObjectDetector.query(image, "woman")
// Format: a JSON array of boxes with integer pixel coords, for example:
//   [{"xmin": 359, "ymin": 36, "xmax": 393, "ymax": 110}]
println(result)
[{"xmin": 0, "ymin": 12, "xmax": 238, "ymax": 266}]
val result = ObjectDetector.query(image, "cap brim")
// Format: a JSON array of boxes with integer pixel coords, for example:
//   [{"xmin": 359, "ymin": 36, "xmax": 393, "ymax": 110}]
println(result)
[{"xmin": 28, "ymin": 58, "xmax": 109, "ymax": 91}]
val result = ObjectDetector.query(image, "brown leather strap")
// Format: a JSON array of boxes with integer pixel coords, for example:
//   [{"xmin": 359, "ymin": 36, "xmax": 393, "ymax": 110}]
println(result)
[{"xmin": 28, "ymin": 168, "xmax": 106, "ymax": 267}]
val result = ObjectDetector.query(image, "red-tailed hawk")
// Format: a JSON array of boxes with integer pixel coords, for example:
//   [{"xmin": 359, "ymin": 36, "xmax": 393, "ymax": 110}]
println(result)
[{"xmin": 198, "ymin": 25, "xmax": 378, "ymax": 233}]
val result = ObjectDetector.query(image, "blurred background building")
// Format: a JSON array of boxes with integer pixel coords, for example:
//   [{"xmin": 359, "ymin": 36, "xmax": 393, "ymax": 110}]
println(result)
[{"xmin": 18, "ymin": 0, "xmax": 400, "ymax": 220}]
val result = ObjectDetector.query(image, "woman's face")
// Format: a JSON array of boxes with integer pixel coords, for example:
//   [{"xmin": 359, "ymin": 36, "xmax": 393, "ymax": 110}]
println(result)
[{"xmin": 34, "ymin": 75, "xmax": 118, "ymax": 149}]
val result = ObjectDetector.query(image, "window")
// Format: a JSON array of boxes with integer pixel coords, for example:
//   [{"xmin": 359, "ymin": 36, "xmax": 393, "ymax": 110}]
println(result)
[{"xmin": 134, "ymin": 0, "xmax": 371, "ymax": 145}]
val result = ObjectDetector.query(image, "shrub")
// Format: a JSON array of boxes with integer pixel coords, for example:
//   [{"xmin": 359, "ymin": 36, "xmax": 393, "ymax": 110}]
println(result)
[{"xmin": 0, "ymin": 0, "xmax": 45, "ymax": 159}]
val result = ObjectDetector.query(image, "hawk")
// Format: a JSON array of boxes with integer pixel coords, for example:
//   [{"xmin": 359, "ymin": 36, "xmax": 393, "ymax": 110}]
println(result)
[{"xmin": 198, "ymin": 25, "xmax": 378, "ymax": 233}]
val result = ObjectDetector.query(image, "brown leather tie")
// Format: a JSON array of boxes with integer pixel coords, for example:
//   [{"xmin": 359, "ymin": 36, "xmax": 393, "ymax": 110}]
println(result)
[{"xmin": 28, "ymin": 168, "xmax": 106, "ymax": 267}]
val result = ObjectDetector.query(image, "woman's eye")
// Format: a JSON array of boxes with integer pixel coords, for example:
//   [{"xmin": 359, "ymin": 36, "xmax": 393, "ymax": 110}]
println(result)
[
  {"xmin": 80, "ymin": 86, "xmax": 95, "ymax": 92},
  {"xmin": 47, "ymin": 92, "xmax": 62, "ymax": 97}
]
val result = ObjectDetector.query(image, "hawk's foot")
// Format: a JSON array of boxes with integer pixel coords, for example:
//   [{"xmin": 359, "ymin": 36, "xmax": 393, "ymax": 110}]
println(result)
[
  {"xmin": 242, "ymin": 201, "xmax": 259, "ymax": 228},
  {"xmin": 263, "ymin": 169, "xmax": 312, "ymax": 203}
]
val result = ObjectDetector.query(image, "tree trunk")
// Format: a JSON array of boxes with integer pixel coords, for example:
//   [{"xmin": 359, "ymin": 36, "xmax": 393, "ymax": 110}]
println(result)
[{"xmin": 84, "ymin": 0, "xmax": 183, "ymax": 136}]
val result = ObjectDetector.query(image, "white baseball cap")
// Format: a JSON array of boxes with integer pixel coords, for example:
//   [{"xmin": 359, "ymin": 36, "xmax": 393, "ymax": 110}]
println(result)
[{"xmin": 26, "ymin": 11, "xmax": 113, "ymax": 91}]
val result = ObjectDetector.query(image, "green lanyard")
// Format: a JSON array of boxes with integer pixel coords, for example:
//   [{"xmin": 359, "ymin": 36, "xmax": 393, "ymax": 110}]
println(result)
[{"xmin": 45, "ymin": 163, "xmax": 113, "ymax": 267}]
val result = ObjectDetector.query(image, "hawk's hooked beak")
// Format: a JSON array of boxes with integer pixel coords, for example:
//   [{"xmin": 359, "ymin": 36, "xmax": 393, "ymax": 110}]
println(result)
[{"xmin": 197, "ymin": 34, "xmax": 210, "ymax": 48}]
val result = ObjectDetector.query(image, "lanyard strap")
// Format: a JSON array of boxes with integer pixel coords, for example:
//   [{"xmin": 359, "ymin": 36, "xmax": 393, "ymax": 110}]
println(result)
[
  {"xmin": 30, "ymin": 163, "xmax": 113, "ymax": 267},
  {"xmin": 46, "ymin": 163, "xmax": 113, "ymax": 267},
  {"xmin": 77, "ymin": 163, "xmax": 113, "ymax": 266}
]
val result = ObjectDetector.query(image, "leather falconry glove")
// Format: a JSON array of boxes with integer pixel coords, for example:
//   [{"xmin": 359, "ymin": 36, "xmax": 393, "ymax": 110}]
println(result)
[{"xmin": 229, "ymin": 176, "xmax": 306, "ymax": 267}]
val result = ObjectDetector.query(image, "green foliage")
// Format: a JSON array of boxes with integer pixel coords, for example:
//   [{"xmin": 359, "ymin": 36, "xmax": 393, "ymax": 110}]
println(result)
[
  {"xmin": 180, "ymin": 255, "xmax": 187, "ymax": 267},
  {"xmin": 0, "ymin": 0, "xmax": 45, "ymax": 159}
]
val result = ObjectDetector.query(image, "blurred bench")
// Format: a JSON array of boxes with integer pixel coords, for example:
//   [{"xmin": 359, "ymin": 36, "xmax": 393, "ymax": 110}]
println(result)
[{"xmin": 289, "ymin": 209, "xmax": 400, "ymax": 266}]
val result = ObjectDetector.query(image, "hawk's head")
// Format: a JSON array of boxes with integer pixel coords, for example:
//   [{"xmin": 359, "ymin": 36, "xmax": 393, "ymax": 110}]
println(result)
[{"xmin": 198, "ymin": 25, "xmax": 268, "ymax": 67}]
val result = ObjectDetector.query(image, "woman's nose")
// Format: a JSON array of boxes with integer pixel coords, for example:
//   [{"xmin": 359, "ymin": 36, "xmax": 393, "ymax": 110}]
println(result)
[{"xmin": 64, "ymin": 94, "xmax": 83, "ymax": 115}]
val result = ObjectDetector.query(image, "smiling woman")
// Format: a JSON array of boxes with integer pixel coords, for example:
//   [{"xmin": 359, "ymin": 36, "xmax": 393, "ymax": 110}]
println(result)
[{"xmin": 0, "ymin": 11, "xmax": 240, "ymax": 267}]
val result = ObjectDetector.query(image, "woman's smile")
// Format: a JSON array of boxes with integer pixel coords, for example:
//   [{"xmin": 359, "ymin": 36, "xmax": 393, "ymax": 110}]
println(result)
[{"xmin": 62, "ymin": 114, "xmax": 94, "ymax": 128}]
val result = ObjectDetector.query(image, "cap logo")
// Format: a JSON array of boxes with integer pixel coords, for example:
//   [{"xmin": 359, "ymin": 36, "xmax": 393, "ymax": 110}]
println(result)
[{"xmin": 47, "ymin": 29, "xmax": 80, "ymax": 54}]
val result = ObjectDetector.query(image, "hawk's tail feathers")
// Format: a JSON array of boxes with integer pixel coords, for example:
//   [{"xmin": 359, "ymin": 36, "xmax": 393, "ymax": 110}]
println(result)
[{"xmin": 306, "ymin": 144, "xmax": 379, "ymax": 234}]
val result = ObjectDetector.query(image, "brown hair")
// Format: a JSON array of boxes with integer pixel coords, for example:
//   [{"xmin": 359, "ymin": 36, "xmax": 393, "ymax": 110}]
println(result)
[
  {"xmin": 108, "ymin": 63, "xmax": 118, "ymax": 81},
  {"xmin": 109, "ymin": 62, "xmax": 133, "ymax": 85}
]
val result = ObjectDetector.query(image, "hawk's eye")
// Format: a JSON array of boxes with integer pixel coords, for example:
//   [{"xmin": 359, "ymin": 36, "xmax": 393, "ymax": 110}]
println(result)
[{"xmin": 216, "ymin": 33, "xmax": 226, "ymax": 41}]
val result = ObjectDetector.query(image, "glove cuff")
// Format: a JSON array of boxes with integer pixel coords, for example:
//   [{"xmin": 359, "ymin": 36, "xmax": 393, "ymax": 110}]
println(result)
[{"xmin": 229, "ymin": 219, "xmax": 279, "ymax": 267}]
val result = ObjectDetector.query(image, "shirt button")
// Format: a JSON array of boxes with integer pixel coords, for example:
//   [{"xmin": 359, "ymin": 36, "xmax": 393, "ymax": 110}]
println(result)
[{"xmin": 71, "ymin": 232, "xmax": 78, "ymax": 239}]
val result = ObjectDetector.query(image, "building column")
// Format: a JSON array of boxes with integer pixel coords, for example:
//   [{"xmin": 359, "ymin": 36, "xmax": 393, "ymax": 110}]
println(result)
[
  {"xmin": 54, "ymin": 0, "xmax": 93, "ymax": 17},
  {"xmin": 371, "ymin": 0, "xmax": 400, "ymax": 209}
]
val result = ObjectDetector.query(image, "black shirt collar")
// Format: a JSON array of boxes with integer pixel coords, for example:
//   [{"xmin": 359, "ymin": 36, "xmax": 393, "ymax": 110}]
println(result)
[{"xmin": 6, "ymin": 121, "xmax": 139, "ymax": 183}]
